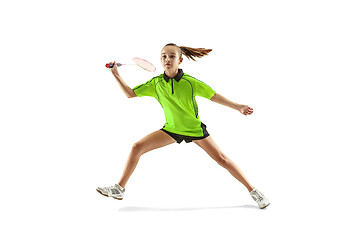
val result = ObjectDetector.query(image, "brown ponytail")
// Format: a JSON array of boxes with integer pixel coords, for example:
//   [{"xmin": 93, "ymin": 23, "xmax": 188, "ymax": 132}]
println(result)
[{"xmin": 165, "ymin": 43, "xmax": 212, "ymax": 61}]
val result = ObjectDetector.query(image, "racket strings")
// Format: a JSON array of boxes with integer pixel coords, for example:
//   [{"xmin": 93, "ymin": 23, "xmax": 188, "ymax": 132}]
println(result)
[{"xmin": 132, "ymin": 58, "xmax": 156, "ymax": 72}]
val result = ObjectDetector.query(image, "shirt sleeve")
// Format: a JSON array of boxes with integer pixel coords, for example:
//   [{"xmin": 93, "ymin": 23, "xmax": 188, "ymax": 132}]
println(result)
[
  {"xmin": 132, "ymin": 78, "xmax": 157, "ymax": 98},
  {"xmin": 194, "ymin": 79, "xmax": 216, "ymax": 99}
]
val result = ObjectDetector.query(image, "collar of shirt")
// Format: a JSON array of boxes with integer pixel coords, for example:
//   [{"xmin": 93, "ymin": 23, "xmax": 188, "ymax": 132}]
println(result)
[{"xmin": 163, "ymin": 69, "xmax": 184, "ymax": 83}]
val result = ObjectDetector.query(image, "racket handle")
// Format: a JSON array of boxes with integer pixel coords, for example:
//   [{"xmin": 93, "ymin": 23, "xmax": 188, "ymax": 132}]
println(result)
[{"xmin": 105, "ymin": 63, "xmax": 122, "ymax": 68}]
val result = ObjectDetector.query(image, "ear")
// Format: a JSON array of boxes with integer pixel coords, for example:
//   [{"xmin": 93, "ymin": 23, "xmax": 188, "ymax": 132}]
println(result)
[{"xmin": 179, "ymin": 57, "xmax": 183, "ymax": 64}]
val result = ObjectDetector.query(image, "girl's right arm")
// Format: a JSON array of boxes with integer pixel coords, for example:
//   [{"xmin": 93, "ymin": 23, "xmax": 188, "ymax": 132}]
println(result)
[{"xmin": 108, "ymin": 61, "xmax": 137, "ymax": 98}]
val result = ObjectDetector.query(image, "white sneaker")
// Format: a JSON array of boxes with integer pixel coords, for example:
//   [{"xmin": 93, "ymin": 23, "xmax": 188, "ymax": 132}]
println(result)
[
  {"xmin": 250, "ymin": 188, "xmax": 270, "ymax": 209},
  {"xmin": 96, "ymin": 183, "xmax": 125, "ymax": 200}
]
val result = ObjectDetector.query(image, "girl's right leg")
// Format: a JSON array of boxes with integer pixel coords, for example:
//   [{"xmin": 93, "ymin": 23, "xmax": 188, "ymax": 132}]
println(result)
[{"xmin": 118, "ymin": 130, "xmax": 176, "ymax": 188}]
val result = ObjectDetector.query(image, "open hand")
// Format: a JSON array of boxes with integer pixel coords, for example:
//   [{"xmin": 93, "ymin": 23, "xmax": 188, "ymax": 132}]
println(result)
[{"xmin": 239, "ymin": 105, "xmax": 254, "ymax": 116}]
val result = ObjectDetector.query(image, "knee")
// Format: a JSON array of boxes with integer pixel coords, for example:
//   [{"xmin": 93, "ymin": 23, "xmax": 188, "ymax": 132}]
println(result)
[
  {"xmin": 214, "ymin": 153, "xmax": 229, "ymax": 167},
  {"xmin": 131, "ymin": 141, "xmax": 146, "ymax": 156}
]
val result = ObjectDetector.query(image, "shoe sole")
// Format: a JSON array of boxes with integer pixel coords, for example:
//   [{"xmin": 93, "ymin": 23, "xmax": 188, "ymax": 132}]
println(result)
[
  {"xmin": 260, "ymin": 203, "xmax": 270, "ymax": 209},
  {"xmin": 96, "ymin": 189, "xmax": 123, "ymax": 200}
]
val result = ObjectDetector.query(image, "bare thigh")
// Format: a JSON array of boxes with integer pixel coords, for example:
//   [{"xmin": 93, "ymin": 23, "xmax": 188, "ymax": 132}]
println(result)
[
  {"xmin": 193, "ymin": 136, "xmax": 227, "ymax": 160},
  {"xmin": 133, "ymin": 130, "xmax": 177, "ymax": 155}
]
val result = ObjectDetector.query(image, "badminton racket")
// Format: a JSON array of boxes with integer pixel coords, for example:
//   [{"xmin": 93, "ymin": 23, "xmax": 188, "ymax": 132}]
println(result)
[{"xmin": 105, "ymin": 57, "xmax": 156, "ymax": 72}]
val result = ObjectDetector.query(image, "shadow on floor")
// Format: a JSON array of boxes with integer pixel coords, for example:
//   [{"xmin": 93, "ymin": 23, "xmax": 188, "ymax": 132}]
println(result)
[{"xmin": 118, "ymin": 204, "xmax": 260, "ymax": 212}]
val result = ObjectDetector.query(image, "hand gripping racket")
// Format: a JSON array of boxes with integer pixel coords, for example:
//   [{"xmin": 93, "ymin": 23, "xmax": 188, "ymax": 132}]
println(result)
[{"xmin": 105, "ymin": 57, "xmax": 156, "ymax": 72}]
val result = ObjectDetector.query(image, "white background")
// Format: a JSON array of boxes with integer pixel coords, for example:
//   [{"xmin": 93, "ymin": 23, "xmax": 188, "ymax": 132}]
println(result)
[{"xmin": 1, "ymin": 0, "xmax": 359, "ymax": 239}]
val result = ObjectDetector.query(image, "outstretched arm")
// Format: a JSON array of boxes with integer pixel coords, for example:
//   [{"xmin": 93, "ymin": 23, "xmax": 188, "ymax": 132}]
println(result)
[
  {"xmin": 210, "ymin": 93, "xmax": 253, "ymax": 116},
  {"xmin": 108, "ymin": 61, "xmax": 137, "ymax": 98}
]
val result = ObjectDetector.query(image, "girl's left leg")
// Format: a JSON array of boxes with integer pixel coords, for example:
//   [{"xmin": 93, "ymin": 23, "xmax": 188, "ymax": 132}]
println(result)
[{"xmin": 193, "ymin": 136, "xmax": 254, "ymax": 192}]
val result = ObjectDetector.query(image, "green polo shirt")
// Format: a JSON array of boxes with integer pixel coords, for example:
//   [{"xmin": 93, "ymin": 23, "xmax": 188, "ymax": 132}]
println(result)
[{"xmin": 133, "ymin": 69, "xmax": 216, "ymax": 137}]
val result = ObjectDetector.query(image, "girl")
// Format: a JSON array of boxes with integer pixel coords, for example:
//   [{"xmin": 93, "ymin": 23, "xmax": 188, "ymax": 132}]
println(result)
[{"xmin": 97, "ymin": 43, "xmax": 270, "ymax": 209}]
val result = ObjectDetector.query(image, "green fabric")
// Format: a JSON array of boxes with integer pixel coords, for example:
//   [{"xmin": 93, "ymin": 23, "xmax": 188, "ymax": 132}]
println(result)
[{"xmin": 133, "ymin": 72, "xmax": 216, "ymax": 137}]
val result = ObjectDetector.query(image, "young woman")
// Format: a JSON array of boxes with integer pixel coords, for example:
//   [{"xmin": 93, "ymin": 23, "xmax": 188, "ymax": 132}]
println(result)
[{"xmin": 97, "ymin": 43, "xmax": 270, "ymax": 209}]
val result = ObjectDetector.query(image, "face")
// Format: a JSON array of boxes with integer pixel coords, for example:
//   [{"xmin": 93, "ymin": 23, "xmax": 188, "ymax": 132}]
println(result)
[{"xmin": 161, "ymin": 45, "xmax": 183, "ymax": 71}]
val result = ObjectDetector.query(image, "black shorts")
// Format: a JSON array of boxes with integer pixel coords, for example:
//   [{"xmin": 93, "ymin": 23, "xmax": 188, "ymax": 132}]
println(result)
[{"xmin": 160, "ymin": 122, "xmax": 210, "ymax": 144}]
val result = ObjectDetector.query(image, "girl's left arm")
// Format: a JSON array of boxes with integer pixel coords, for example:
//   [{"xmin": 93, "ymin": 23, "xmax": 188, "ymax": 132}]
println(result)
[{"xmin": 210, "ymin": 93, "xmax": 253, "ymax": 116}]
